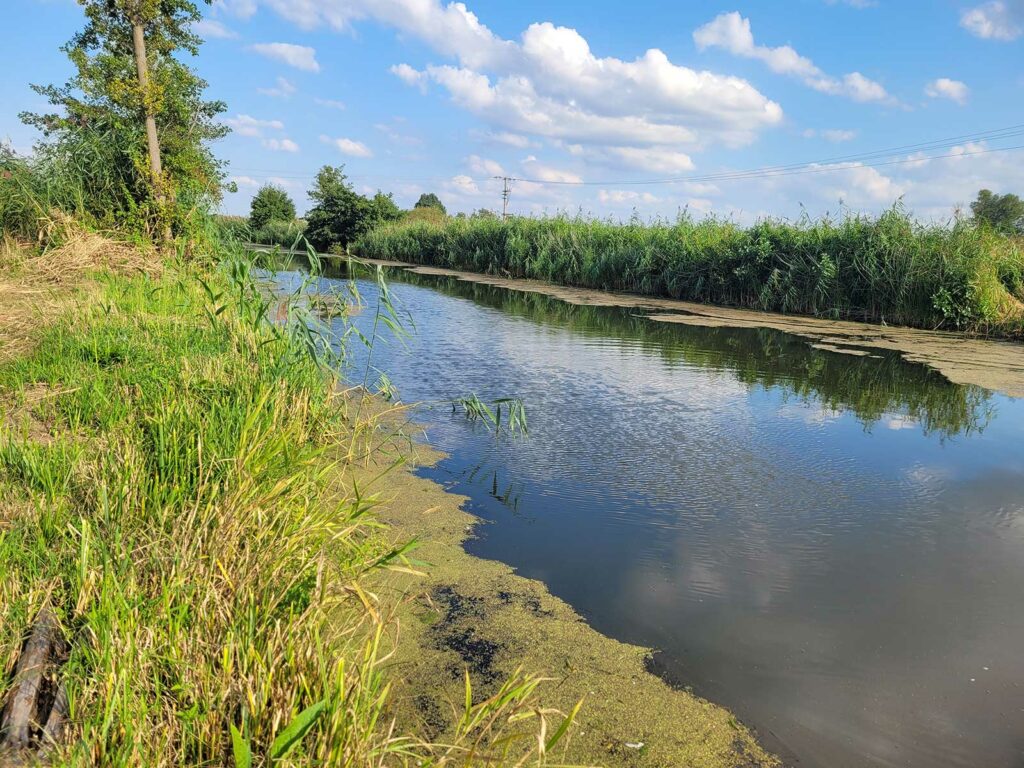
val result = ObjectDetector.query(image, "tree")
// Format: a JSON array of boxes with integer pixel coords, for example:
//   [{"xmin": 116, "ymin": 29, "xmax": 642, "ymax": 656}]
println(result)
[
  {"xmin": 414, "ymin": 192, "xmax": 447, "ymax": 215},
  {"xmin": 304, "ymin": 166, "xmax": 372, "ymax": 252},
  {"xmin": 21, "ymin": 0, "xmax": 227, "ymax": 243},
  {"xmin": 249, "ymin": 185, "xmax": 296, "ymax": 228},
  {"xmin": 970, "ymin": 189, "xmax": 1024, "ymax": 235},
  {"xmin": 368, "ymin": 191, "xmax": 402, "ymax": 226}
]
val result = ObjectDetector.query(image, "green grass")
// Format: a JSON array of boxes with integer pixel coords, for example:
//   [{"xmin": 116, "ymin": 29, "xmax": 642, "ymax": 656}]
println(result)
[
  {"xmin": 354, "ymin": 210, "xmax": 1024, "ymax": 336},
  {"xmin": 0, "ymin": 241, "xmax": 574, "ymax": 766}
]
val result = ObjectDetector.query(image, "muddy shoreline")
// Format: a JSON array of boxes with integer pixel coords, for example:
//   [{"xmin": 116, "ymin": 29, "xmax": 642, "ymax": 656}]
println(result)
[
  {"xmin": 355, "ymin": 439, "xmax": 780, "ymax": 767},
  {"xmin": 354, "ymin": 258, "xmax": 1024, "ymax": 399}
]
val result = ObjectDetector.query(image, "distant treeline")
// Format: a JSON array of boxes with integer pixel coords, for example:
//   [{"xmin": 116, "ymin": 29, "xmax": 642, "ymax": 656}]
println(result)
[{"xmin": 355, "ymin": 211, "xmax": 1024, "ymax": 336}]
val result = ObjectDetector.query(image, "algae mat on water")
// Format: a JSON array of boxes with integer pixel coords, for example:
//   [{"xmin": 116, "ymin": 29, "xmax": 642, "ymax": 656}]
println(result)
[{"xmin": 360, "ymin": 441, "xmax": 779, "ymax": 768}]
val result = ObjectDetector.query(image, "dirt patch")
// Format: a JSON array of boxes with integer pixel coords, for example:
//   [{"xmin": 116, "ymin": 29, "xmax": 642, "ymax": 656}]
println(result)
[
  {"xmin": 354, "ymin": 441, "xmax": 780, "ymax": 768},
  {"xmin": 357, "ymin": 260, "xmax": 1024, "ymax": 399}
]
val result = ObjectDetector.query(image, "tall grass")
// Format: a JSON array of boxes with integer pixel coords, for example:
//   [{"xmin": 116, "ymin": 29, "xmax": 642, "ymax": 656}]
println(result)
[
  {"xmin": 216, "ymin": 215, "xmax": 308, "ymax": 250},
  {"xmin": 355, "ymin": 210, "xmax": 1024, "ymax": 336},
  {"xmin": 0, "ymin": 237, "xmax": 574, "ymax": 765}
]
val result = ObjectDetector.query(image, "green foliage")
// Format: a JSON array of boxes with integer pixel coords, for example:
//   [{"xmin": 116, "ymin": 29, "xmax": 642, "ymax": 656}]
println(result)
[
  {"xmin": 404, "ymin": 205, "xmax": 447, "ymax": 225},
  {"xmin": 414, "ymin": 192, "xmax": 446, "ymax": 215},
  {"xmin": 18, "ymin": 0, "xmax": 227, "ymax": 240},
  {"xmin": 0, "ymin": 246, "xmax": 579, "ymax": 765},
  {"xmin": 303, "ymin": 170, "xmax": 404, "ymax": 253},
  {"xmin": 355, "ymin": 208, "xmax": 1024, "ymax": 336},
  {"xmin": 249, "ymin": 184, "xmax": 296, "ymax": 229},
  {"xmin": 971, "ymin": 189, "xmax": 1024, "ymax": 235},
  {"xmin": 368, "ymin": 190, "xmax": 402, "ymax": 224}
]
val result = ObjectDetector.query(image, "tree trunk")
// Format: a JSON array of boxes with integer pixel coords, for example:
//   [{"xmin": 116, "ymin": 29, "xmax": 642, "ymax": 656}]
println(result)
[{"xmin": 131, "ymin": 20, "xmax": 173, "ymax": 246}]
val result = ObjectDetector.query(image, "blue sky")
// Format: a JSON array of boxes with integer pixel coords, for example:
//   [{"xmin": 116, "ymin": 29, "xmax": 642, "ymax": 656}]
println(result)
[{"xmin": 3, "ymin": 0, "xmax": 1022, "ymax": 220}]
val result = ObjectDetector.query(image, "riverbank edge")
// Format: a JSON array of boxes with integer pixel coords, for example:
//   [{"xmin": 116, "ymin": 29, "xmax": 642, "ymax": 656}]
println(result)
[
  {"xmin": 354, "ymin": 258, "xmax": 1024, "ymax": 399},
  {"xmin": 354, "ymin": 435, "xmax": 781, "ymax": 768}
]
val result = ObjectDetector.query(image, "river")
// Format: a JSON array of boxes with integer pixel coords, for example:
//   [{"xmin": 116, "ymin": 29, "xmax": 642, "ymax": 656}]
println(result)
[{"xmin": 269, "ymin": 262, "xmax": 1024, "ymax": 768}]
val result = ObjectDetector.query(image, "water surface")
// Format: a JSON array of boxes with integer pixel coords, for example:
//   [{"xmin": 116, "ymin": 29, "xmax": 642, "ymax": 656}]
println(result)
[{"xmin": 274, "ymin": 265, "xmax": 1024, "ymax": 768}]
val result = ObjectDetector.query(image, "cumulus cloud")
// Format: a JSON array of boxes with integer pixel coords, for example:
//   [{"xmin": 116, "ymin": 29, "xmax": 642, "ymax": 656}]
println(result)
[
  {"xmin": 225, "ymin": 114, "xmax": 285, "ymax": 137},
  {"xmin": 249, "ymin": 43, "xmax": 320, "ymax": 72},
  {"xmin": 258, "ymin": 76, "xmax": 297, "ymax": 98},
  {"xmin": 478, "ymin": 131, "xmax": 535, "ymax": 148},
  {"xmin": 195, "ymin": 19, "xmax": 237, "ymax": 38},
  {"xmin": 314, "ymin": 97, "xmax": 346, "ymax": 110},
  {"xmin": 467, "ymin": 155, "xmax": 505, "ymax": 176},
  {"xmin": 521, "ymin": 156, "xmax": 583, "ymax": 184},
  {"xmin": 240, "ymin": 0, "xmax": 783, "ymax": 160},
  {"xmin": 694, "ymin": 12, "xmax": 893, "ymax": 104},
  {"xmin": 960, "ymin": 1, "xmax": 1024, "ymax": 40},
  {"xmin": 261, "ymin": 137, "xmax": 300, "ymax": 152},
  {"xmin": 925, "ymin": 78, "xmax": 970, "ymax": 104},
  {"xmin": 320, "ymin": 134, "xmax": 373, "ymax": 157},
  {"xmin": 447, "ymin": 174, "xmax": 480, "ymax": 194},
  {"xmin": 390, "ymin": 63, "xmax": 427, "ymax": 90}
]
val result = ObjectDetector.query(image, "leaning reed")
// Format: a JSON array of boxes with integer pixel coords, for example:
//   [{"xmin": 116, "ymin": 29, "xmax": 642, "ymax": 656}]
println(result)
[{"xmin": 355, "ymin": 211, "xmax": 1024, "ymax": 336}]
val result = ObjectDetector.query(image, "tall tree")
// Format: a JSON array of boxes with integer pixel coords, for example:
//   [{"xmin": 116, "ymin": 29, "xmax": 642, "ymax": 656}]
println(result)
[
  {"xmin": 971, "ymin": 189, "xmax": 1024, "ymax": 235},
  {"xmin": 304, "ymin": 166, "xmax": 372, "ymax": 253},
  {"xmin": 249, "ymin": 184, "xmax": 296, "ymax": 228},
  {"xmin": 414, "ymin": 193, "xmax": 447, "ymax": 215},
  {"xmin": 21, "ymin": 0, "xmax": 227, "ymax": 244}
]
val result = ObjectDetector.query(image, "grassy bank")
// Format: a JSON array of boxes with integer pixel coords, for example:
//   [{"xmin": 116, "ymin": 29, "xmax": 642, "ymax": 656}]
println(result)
[
  {"xmin": 354, "ymin": 212, "xmax": 1024, "ymax": 336},
  {"xmin": 0, "ymin": 231, "xmax": 571, "ymax": 765}
]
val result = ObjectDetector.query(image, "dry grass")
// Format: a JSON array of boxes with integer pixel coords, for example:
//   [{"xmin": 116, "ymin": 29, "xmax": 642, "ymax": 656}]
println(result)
[{"xmin": 0, "ymin": 226, "xmax": 159, "ymax": 364}]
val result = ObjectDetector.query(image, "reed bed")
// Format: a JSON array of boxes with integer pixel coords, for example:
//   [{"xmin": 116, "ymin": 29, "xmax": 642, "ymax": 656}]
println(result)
[{"xmin": 355, "ymin": 211, "xmax": 1024, "ymax": 336}]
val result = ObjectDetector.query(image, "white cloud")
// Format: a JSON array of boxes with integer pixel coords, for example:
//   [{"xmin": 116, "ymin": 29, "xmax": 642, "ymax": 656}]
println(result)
[
  {"xmin": 925, "ymin": 78, "xmax": 970, "ymax": 105},
  {"xmin": 480, "ymin": 131, "xmax": 535, "ymax": 148},
  {"xmin": 229, "ymin": 175, "xmax": 260, "ymax": 188},
  {"xmin": 262, "ymin": 137, "xmax": 300, "ymax": 152},
  {"xmin": 195, "ymin": 19, "xmax": 238, "ymax": 38},
  {"xmin": 694, "ymin": 12, "xmax": 893, "ymax": 103},
  {"xmin": 320, "ymin": 134, "xmax": 373, "ymax": 157},
  {"xmin": 225, "ymin": 114, "xmax": 285, "ymax": 137},
  {"xmin": 467, "ymin": 155, "xmax": 505, "ymax": 176},
  {"xmin": 214, "ymin": 0, "xmax": 257, "ymax": 18},
  {"xmin": 605, "ymin": 146, "xmax": 695, "ymax": 173},
  {"xmin": 314, "ymin": 97, "xmax": 346, "ymax": 110},
  {"xmin": 447, "ymin": 174, "xmax": 480, "ymax": 194},
  {"xmin": 266, "ymin": 176, "xmax": 298, "ymax": 189},
  {"xmin": 521, "ymin": 157, "xmax": 582, "ymax": 184},
  {"xmin": 390, "ymin": 63, "xmax": 427, "ymax": 90},
  {"xmin": 960, "ymin": 1, "xmax": 1024, "ymax": 40},
  {"xmin": 257, "ymin": 76, "xmax": 297, "ymax": 98},
  {"xmin": 248, "ymin": 0, "xmax": 783, "ymax": 158},
  {"xmin": 249, "ymin": 43, "xmax": 320, "ymax": 72}
]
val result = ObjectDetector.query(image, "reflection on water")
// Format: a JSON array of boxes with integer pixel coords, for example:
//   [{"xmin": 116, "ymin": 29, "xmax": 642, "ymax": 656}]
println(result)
[{"xmin": 270, "ymin": 264, "xmax": 1024, "ymax": 768}]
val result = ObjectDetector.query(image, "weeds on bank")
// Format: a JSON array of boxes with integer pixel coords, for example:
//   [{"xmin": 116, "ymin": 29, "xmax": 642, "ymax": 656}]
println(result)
[{"xmin": 0, "ymin": 238, "xmax": 575, "ymax": 766}]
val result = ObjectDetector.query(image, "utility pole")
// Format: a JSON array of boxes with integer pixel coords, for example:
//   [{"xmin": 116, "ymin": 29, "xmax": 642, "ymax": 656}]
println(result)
[{"xmin": 494, "ymin": 176, "xmax": 512, "ymax": 220}]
